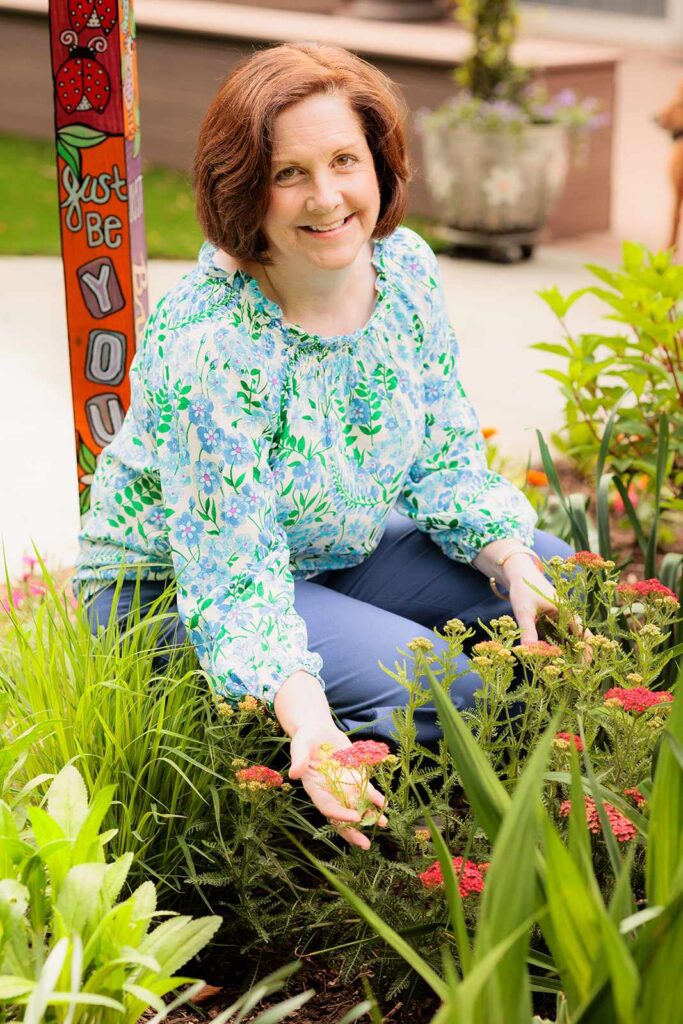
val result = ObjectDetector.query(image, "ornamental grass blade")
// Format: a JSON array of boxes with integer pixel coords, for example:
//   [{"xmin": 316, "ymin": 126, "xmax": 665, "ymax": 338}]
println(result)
[
  {"xmin": 596, "ymin": 473, "xmax": 614, "ymax": 561},
  {"xmin": 422, "ymin": 806, "xmax": 471, "ymax": 977},
  {"xmin": 644, "ymin": 413, "xmax": 668, "ymax": 579},
  {"xmin": 596, "ymin": 410, "xmax": 617, "ymax": 483},
  {"xmin": 612, "ymin": 480, "xmax": 647, "ymax": 560},
  {"xmin": 536, "ymin": 431, "xmax": 591, "ymax": 550},
  {"xmin": 470, "ymin": 719, "xmax": 557, "ymax": 1024},
  {"xmin": 580, "ymin": 732, "xmax": 624, "ymax": 882},
  {"xmin": 426, "ymin": 667, "xmax": 508, "ymax": 842},
  {"xmin": 541, "ymin": 817, "xmax": 605, "ymax": 1011},
  {"xmin": 633, "ymin": 889, "xmax": 683, "ymax": 1024},
  {"xmin": 454, "ymin": 915, "xmax": 539, "ymax": 1022},
  {"xmin": 646, "ymin": 674, "xmax": 683, "ymax": 906}
]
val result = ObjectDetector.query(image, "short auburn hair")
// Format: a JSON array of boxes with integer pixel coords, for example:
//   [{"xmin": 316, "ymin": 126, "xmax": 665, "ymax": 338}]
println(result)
[{"xmin": 193, "ymin": 43, "xmax": 411, "ymax": 263}]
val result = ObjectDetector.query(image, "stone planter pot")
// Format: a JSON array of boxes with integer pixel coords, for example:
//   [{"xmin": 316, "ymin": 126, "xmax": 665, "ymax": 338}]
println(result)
[{"xmin": 419, "ymin": 120, "xmax": 570, "ymax": 248}]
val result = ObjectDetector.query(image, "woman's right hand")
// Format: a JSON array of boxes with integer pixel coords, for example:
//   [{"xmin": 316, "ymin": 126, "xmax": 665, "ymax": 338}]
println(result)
[
  {"xmin": 273, "ymin": 670, "xmax": 387, "ymax": 849},
  {"xmin": 288, "ymin": 721, "xmax": 387, "ymax": 850}
]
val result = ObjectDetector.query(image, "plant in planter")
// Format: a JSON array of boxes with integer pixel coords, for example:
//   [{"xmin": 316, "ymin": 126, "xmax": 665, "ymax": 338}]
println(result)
[{"xmin": 418, "ymin": 0, "xmax": 604, "ymax": 260}]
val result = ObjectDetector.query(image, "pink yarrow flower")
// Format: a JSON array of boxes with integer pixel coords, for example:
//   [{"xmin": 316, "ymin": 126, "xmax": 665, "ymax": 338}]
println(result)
[
  {"xmin": 332, "ymin": 740, "xmax": 391, "ymax": 768},
  {"xmin": 553, "ymin": 731, "xmax": 584, "ymax": 752},
  {"xmin": 616, "ymin": 579, "xmax": 678, "ymax": 605},
  {"xmin": 624, "ymin": 787, "xmax": 646, "ymax": 808},
  {"xmin": 419, "ymin": 856, "xmax": 487, "ymax": 896},
  {"xmin": 235, "ymin": 765, "xmax": 284, "ymax": 790},
  {"xmin": 514, "ymin": 640, "xmax": 563, "ymax": 658},
  {"xmin": 565, "ymin": 551, "xmax": 608, "ymax": 570},
  {"xmin": 604, "ymin": 687, "xmax": 673, "ymax": 714},
  {"xmin": 560, "ymin": 796, "xmax": 637, "ymax": 842}
]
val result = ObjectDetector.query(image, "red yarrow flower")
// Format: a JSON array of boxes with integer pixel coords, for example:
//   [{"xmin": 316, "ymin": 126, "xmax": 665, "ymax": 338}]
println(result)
[
  {"xmin": 235, "ymin": 765, "xmax": 284, "ymax": 789},
  {"xmin": 604, "ymin": 687, "xmax": 674, "ymax": 714},
  {"xmin": 419, "ymin": 856, "xmax": 487, "ymax": 897},
  {"xmin": 624, "ymin": 787, "xmax": 646, "ymax": 808},
  {"xmin": 560, "ymin": 796, "xmax": 637, "ymax": 842},
  {"xmin": 332, "ymin": 740, "xmax": 391, "ymax": 769},
  {"xmin": 616, "ymin": 579, "xmax": 678, "ymax": 605},
  {"xmin": 565, "ymin": 551, "xmax": 608, "ymax": 570},
  {"xmin": 514, "ymin": 640, "xmax": 563, "ymax": 659},
  {"xmin": 553, "ymin": 731, "xmax": 584, "ymax": 752}
]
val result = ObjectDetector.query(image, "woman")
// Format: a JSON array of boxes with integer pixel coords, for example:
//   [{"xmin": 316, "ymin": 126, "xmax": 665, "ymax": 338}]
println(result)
[{"xmin": 74, "ymin": 43, "xmax": 571, "ymax": 849}]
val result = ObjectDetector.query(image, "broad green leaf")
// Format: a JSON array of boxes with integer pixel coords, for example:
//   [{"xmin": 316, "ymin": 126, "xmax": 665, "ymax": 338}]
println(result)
[
  {"xmin": 0, "ymin": 976, "xmax": 34, "ymax": 999},
  {"xmin": 138, "ymin": 914, "xmax": 222, "ymax": 978},
  {"xmin": 101, "ymin": 852, "xmax": 134, "ymax": 911},
  {"xmin": 47, "ymin": 766, "xmax": 89, "ymax": 839},
  {"xmin": 56, "ymin": 863, "xmax": 108, "ymax": 936},
  {"xmin": 0, "ymin": 879, "xmax": 30, "ymax": 928},
  {"xmin": 71, "ymin": 783, "xmax": 116, "ymax": 865}
]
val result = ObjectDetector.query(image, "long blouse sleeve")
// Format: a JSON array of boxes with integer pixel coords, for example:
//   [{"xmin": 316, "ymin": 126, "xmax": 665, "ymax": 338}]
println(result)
[
  {"xmin": 395, "ymin": 251, "xmax": 537, "ymax": 563},
  {"xmin": 149, "ymin": 301, "xmax": 323, "ymax": 706}
]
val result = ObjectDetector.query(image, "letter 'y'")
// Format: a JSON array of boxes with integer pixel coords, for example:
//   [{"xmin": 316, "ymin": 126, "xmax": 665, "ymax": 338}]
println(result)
[{"xmin": 81, "ymin": 264, "xmax": 112, "ymax": 314}]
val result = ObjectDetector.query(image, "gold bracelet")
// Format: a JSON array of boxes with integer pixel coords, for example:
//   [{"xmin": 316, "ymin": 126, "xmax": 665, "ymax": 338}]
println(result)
[
  {"xmin": 495, "ymin": 547, "xmax": 543, "ymax": 573},
  {"xmin": 489, "ymin": 577, "xmax": 510, "ymax": 601},
  {"xmin": 489, "ymin": 548, "xmax": 543, "ymax": 601}
]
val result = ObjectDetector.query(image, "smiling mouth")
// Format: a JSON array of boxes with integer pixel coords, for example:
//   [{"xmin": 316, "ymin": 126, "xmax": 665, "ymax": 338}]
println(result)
[{"xmin": 300, "ymin": 213, "xmax": 355, "ymax": 235}]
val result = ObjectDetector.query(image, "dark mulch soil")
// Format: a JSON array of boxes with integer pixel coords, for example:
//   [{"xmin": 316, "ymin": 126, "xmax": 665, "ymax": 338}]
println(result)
[{"xmin": 157, "ymin": 954, "xmax": 440, "ymax": 1024}]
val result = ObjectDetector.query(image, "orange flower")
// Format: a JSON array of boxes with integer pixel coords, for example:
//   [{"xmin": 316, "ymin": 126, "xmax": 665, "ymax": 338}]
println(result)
[
  {"xmin": 526, "ymin": 469, "xmax": 548, "ymax": 487},
  {"xmin": 482, "ymin": 427, "xmax": 497, "ymax": 440}
]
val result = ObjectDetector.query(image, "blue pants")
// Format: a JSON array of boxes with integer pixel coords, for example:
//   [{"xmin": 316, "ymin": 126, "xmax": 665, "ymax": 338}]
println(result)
[{"xmin": 87, "ymin": 511, "xmax": 571, "ymax": 744}]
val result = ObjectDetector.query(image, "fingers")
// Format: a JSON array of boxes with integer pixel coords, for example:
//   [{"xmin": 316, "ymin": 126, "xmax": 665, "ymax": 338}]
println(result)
[
  {"xmin": 368, "ymin": 785, "xmax": 388, "ymax": 827},
  {"xmin": 516, "ymin": 611, "xmax": 538, "ymax": 645},
  {"xmin": 335, "ymin": 824, "xmax": 371, "ymax": 851}
]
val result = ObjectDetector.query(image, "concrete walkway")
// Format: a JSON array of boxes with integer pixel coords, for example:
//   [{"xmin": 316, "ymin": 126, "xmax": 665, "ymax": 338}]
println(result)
[{"xmin": 0, "ymin": 245, "xmax": 608, "ymax": 579}]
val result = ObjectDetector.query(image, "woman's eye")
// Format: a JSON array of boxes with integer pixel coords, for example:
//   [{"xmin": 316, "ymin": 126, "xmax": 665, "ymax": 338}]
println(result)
[
  {"xmin": 275, "ymin": 167, "xmax": 299, "ymax": 182},
  {"xmin": 336, "ymin": 154, "xmax": 357, "ymax": 167}
]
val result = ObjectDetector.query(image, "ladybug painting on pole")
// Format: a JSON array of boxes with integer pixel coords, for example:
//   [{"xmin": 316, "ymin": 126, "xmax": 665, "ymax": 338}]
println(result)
[{"xmin": 49, "ymin": 0, "xmax": 148, "ymax": 515}]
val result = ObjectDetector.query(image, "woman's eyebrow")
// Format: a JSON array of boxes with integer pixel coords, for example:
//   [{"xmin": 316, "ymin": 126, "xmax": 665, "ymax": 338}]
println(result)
[{"xmin": 271, "ymin": 142, "xmax": 361, "ymax": 168}]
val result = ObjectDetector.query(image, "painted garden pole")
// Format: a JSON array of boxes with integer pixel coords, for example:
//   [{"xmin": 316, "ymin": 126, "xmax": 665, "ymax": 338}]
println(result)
[{"xmin": 49, "ymin": 0, "xmax": 148, "ymax": 515}]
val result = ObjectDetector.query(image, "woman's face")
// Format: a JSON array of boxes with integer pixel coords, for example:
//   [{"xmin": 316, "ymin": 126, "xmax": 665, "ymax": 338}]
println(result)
[{"xmin": 262, "ymin": 92, "xmax": 382, "ymax": 273}]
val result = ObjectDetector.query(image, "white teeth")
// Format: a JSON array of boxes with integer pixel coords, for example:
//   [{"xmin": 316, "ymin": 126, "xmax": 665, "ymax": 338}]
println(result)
[{"xmin": 307, "ymin": 217, "xmax": 347, "ymax": 231}]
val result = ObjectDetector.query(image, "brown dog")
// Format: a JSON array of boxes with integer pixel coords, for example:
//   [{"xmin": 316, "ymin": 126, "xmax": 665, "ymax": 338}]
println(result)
[{"xmin": 655, "ymin": 78, "xmax": 683, "ymax": 252}]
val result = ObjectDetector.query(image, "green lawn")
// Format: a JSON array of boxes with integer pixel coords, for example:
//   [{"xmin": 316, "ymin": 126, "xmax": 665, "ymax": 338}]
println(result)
[
  {"xmin": 0, "ymin": 134, "xmax": 203, "ymax": 259},
  {"xmin": 0, "ymin": 133, "xmax": 445, "ymax": 259}
]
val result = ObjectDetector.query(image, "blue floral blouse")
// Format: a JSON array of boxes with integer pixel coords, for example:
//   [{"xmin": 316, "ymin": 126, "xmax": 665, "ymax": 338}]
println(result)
[{"xmin": 73, "ymin": 227, "xmax": 536, "ymax": 705}]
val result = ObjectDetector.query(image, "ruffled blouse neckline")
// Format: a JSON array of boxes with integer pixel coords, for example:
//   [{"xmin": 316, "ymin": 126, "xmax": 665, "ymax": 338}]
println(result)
[{"xmin": 199, "ymin": 238, "xmax": 389, "ymax": 349}]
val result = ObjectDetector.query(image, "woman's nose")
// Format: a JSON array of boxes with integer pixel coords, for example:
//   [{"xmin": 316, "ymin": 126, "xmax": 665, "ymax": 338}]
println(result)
[{"xmin": 305, "ymin": 174, "xmax": 342, "ymax": 213}]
